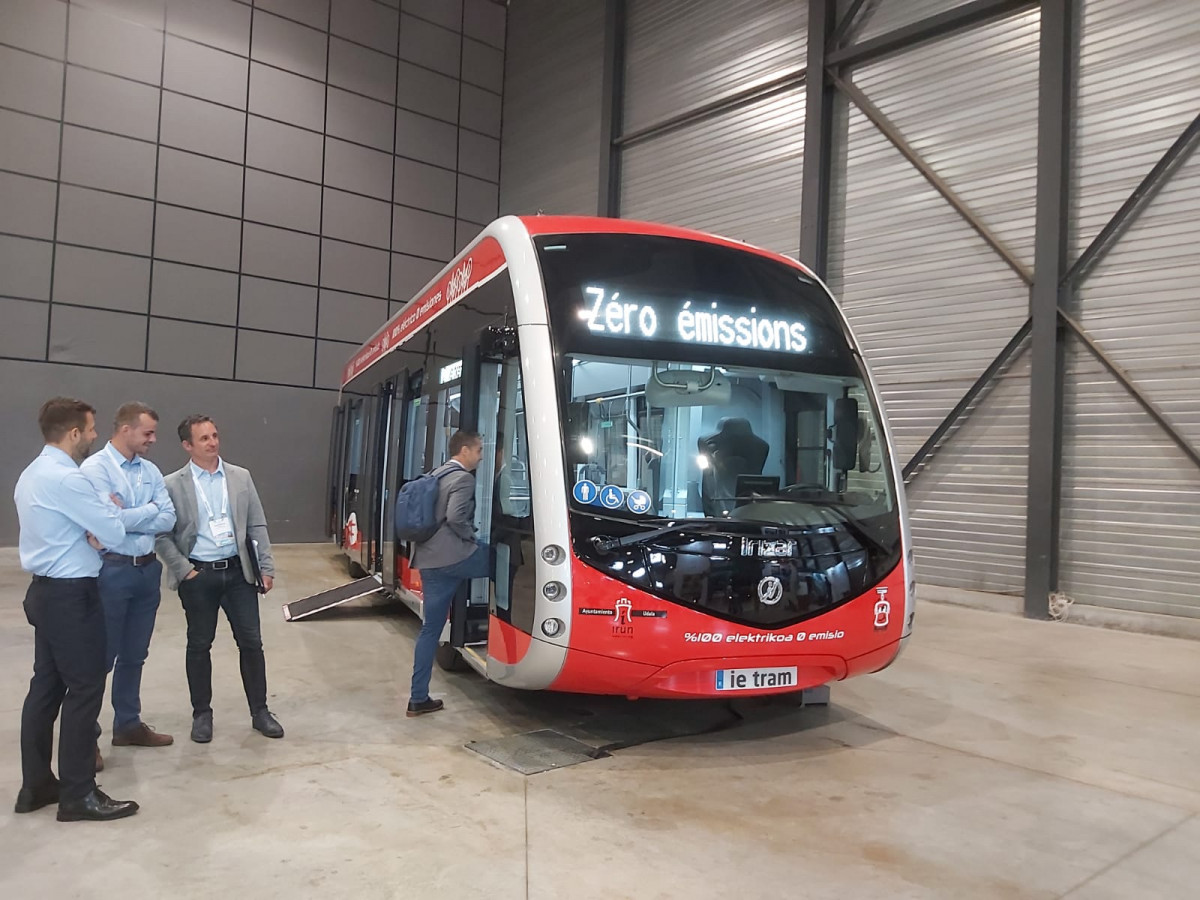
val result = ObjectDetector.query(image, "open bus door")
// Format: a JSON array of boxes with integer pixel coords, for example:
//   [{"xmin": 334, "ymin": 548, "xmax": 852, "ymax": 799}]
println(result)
[{"xmin": 326, "ymin": 403, "xmax": 347, "ymax": 541}]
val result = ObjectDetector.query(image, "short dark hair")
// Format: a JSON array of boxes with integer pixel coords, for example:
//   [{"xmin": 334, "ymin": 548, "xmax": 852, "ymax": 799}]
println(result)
[
  {"xmin": 39, "ymin": 397, "xmax": 95, "ymax": 442},
  {"xmin": 114, "ymin": 401, "xmax": 158, "ymax": 431},
  {"xmin": 448, "ymin": 430, "xmax": 481, "ymax": 457},
  {"xmin": 178, "ymin": 414, "xmax": 214, "ymax": 443}
]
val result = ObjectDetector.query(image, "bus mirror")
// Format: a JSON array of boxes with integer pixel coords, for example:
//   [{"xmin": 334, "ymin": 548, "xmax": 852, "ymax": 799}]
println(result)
[{"xmin": 832, "ymin": 397, "xmax": 858, "ymax": 470}]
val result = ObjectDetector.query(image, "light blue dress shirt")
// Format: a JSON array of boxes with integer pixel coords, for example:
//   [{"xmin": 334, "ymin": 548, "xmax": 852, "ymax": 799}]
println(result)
[
  {"xmin": 14, "ymin": 446, "xmax": 127, "ymax": 578},
  {"xmin": 80, "ymin": 442, "xmax": 176, "ymax": 557},
  {"xmin": 190, "ymin": 459, "xmax": 238, "ymax": 561}
]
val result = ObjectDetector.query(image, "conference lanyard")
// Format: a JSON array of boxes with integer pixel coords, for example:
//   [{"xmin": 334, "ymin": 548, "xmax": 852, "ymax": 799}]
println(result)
[{"xmin": 192, "ymin": 468, "xmax": 233, "ymax": 544}]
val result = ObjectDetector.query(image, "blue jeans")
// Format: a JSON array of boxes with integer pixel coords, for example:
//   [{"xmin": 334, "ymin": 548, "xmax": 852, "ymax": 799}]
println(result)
[
  {"xmin": 410, "ymin": 544, "xmax": 491, "ymax": 702},
  {"xmin": 97, "ymin": 559, "xmax": 163, "ymax": 733}
]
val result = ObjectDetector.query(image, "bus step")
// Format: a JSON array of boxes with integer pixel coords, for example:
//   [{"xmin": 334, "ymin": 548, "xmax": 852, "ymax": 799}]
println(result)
[{"xmin": 282, "ymin": 576, "xmax": 383, "ymax": 621}]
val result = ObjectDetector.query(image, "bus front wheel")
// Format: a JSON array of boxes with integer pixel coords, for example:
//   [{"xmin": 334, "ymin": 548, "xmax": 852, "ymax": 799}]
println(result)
[{"xmin": 436, "ymin": 642, "xmax": 468, "ymax": 672}]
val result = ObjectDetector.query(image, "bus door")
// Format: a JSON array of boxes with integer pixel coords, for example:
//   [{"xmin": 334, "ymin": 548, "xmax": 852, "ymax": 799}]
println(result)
[
  {"xmin": 341, "ymin": 398, "xmax": 367, "ymax": 563},
  {"xmin": 380, "ymin": 372, "xmax": 413, "ymax": 589},
  {"xmin": 361, "ymin": 379, "xmax": 396, "ymax": 575},
  {"xmin": 397, "ymin": 369, "xmax": 427, "ymax": 594},
  {"xmin": 327, "ymin": 402, "xmax": 347, "ymax": 541}
]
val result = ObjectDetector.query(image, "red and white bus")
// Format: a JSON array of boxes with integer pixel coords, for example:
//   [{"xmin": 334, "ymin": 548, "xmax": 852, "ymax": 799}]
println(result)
[{"xmin": 328, "ymin": 216, "xmax": 913, "ymax": 698}]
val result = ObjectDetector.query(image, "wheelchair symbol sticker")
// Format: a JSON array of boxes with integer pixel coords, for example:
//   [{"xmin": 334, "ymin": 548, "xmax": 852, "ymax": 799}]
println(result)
[
  {"xmin": 572, "ymin": 480, "xmax": 598, "ymax": 504},
  {"xmin": 599, "ymin": 485, "xmax": 624, "ymax": 509},
  {"xmin": 626, "ymin": 490, "xmax": 652, "ymax": 514}
]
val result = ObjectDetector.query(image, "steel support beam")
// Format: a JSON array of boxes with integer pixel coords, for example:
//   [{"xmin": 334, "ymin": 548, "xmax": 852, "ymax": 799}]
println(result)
[
  {"xmin": 598, "ymin": 0, "xmax": 626, "ymax": 216},
  {"xmin": 827, "ymin": 0, "xmax": 1038, "ymax": 68},
  {"xmin": 1064, "ymin": 111, "xmax": 1200, "ymax": 289},
  {"xmin": 799, "ymin": 0, "xmax": 835, "ymax": 276},
  {"xmin": 830, "ymin": 0, "xmax": 872, "ymax": 47},
  {"xmin": 1023, "ymin": 0, "xmax": 1073, "ymax": 620}
]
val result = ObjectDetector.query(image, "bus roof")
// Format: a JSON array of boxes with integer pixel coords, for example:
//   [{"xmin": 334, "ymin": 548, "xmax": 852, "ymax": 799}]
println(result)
[{"xmin": 342, "ymin": 215, "xmax": 816, "ymax": 389}]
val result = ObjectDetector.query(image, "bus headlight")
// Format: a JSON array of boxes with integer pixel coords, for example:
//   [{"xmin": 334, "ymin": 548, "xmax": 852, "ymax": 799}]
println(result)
[
  {"xmin": 541, "ymin": 618, "xmax": 564, "ymax": 638},
  {"xmin": 540, "ymin": 544, "xmax": 566, "ymax": 565},
  {"xmin": 542, "ymin": 581, "xmax": 566, "ymax": 601}
]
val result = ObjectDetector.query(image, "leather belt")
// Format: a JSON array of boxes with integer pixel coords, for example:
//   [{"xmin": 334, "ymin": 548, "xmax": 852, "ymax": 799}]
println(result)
[
  {"xmin": 189, "ymin": 555, "xmax": 239, "ymax": 571},
  {"xmin": 103, "ymin": 552, "xmax": 157, "ymax": 567},
  {"xmin": 32, "ymin": 574, "xmax": 96, "ymax": 583}
]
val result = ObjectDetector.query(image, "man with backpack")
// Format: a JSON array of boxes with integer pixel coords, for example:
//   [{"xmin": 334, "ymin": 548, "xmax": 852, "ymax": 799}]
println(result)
[{"xmin": 402, "ymin": 430, "xmax": 489, "ymax": 717}]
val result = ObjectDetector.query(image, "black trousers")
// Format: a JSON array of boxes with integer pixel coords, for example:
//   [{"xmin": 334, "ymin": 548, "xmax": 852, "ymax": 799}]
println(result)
[
  {"xmin": 21, "ymin": 576, "xmax": 106, "ymax": 801},
  {"xmin": 179, "ymin": 564, "xmax": 268, "ymax": 717}
]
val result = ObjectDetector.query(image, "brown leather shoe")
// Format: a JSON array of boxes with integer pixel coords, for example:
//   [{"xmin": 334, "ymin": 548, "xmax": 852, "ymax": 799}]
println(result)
[
  {"xmin": 95, "ymin": 745, "xmax": 104, "ymax": 772},
  {"xmin": 111, "ymin": 723, "xmax": 174, "ymax": 747}
]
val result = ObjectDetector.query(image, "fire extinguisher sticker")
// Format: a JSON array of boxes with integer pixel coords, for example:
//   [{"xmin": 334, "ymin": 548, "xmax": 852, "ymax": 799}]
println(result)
[{"xmin": 874, "ymin": 587, "xmax": 890, "ymax": 630}]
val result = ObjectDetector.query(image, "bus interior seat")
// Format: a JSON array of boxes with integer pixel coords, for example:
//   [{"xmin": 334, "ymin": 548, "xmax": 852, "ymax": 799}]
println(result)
[{"xmin": 697, "ymin": 418, "xmax": 769, "ymax": 517}]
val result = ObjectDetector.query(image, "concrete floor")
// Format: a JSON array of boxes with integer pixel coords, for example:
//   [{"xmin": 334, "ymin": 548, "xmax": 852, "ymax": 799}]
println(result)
[{"xmin": 1, "ymin": 545, "xmax": 1198, "ymax": 899}]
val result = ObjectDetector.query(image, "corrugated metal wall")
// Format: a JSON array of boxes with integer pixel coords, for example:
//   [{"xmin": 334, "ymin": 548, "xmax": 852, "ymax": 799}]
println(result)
[
  {"xmin": 828, "ymin": 8, "xmax": 1040, "ymax": 593},
  {"xmin": 498, "ymin": 0, "xmax": 605, "ymax": 215},
  {"xmin": 619, "ymin": 0, "xmax": 806, "ymax": 255},
  {"xmin": 1061, "ymin": 0, "xmax": 1200, "ymax": 616}
]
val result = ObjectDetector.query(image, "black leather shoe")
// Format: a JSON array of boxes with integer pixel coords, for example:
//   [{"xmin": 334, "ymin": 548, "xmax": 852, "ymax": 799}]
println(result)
[
  {"xmin": 252, "ymin": 709, "xmax": 284, "ymax": 739},
  {"xmin": 191, "ymin": 711, "xmax": 213, "ymax": 743},
  {"xmin": 14, "ymin": 777, "xmax": 59, "ymax": 814},
  {"xmin": 56, "ymin": 788, "xmax": 138, "ymax": 822},
  {"xmin": 406, "ymin": 698, "xmax": 445, "ymax": 717}
]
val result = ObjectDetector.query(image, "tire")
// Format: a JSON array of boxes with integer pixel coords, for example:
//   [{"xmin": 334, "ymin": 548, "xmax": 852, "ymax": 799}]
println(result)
[
  {"xmin": 347, "ymin": 555, "xmax": 366, "ymax": 579},
  {"xmin": 435, "ymin": 642, "xmax": 468, "ymax": 672}
]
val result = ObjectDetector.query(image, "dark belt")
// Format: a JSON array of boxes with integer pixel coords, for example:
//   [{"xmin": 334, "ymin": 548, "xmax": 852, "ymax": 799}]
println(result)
[
  {"xmin": 189, "ymin": 555, "xmax": 239, "ymax": 571},
  {"xmin": 32, "ymin": 574, "xmax": 96, "ymax": 583},
  {"xmin": 103, "ymin": 552, "xmax": 157, "ymax": 567}
]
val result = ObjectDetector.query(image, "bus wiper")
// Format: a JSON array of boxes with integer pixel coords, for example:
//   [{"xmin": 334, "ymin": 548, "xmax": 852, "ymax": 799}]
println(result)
[{"xmin": 591, "ymin": 519, "xmax": 728, "ymax": 554}]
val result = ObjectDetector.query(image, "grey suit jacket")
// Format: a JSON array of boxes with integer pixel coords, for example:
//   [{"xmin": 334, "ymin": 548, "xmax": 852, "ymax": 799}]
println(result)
[
  {"xmin": 410, "ymin": 463, "xmax": 478, "ymax": 570},
  {"xmin": 155, "ymin": 461, "xmax": 275, "ymax": 591}
]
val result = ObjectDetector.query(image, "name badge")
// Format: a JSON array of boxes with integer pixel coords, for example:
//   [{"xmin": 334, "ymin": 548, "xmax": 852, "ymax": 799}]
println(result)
[{"xmin": 209, "ymin": 515, "xmax": 234, "ymax": 543}]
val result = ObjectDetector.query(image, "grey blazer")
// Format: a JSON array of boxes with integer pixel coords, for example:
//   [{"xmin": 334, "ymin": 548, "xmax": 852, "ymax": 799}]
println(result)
[
  {"xmin": 410, "ymin": 463, "xmax": 478, "ymax": 570},
  {"xmin": 155, "ymin": 461, "xmax": 275, "ymax": 590}
]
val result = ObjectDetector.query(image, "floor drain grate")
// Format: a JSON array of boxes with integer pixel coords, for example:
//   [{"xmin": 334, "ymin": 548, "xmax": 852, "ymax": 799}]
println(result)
[{"xmin": 465, "ymin": 729, "xmax": 611, "ymax": 774}]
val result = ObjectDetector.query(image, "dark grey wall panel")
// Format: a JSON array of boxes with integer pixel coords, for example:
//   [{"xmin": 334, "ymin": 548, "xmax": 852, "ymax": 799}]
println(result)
[
  {"xmin": 252, "ymin": 8, "xmax": 328, "ymax": 81},
  {"xmin": 404, "ymin": 0, "xmax": 461, "ymax": 32},
  {"xmin": 0, "ymin": 357, "xmax": 333, "ymax": 542},
  {"xmin": 457, "ymin": 174, "xmax": 497, "ymax": 225},
  {"xmin": 53, "ymin": 246, "xmax": 150, "ymax": 314},
  {"xmin": 248, "ymin": 61, "xmax": 325, "ymax": 132},
  {"xmin": 239, "ymin": 276, "xmax": 317, "ymax": 334},
  {"xmin": 76, "ymin": 0, "xmax": 167, "ymax": 29},
  {"xmin": 499, "ymin": 0, "xmax": 603, "ymax": 216},
  {"xmin": 395, "ymin": 109, "xmax": 457, "ymax": 166},
  {"xmin": 246, "ymin": 115, "xmax": 323, "ymax": 182},
  {"xmin": 256, "ymin": 0, "xmax": 329, "ymax": 31},
  {"xmin": 234, "ymin": 329, "xmax": 314, "ymax": 386},
  {"xmin": 0, "ymin": 298, "xmax": 48, "ymax": 361},
  {"xmin": 165, "ymin": 0, "xmax": 250, "ymax": 56},
  {"xmin": 399, "ymin": 14, "xmax": 461, "ymax": 77},
  {"xmin": 391, "ymin": 205, "xmax": 454, "ymax": 261},
  {"xmin": 324, "ymin": 137, "xmax": 392, "ymax": 198},
  {"xmin": 154, "ymin": 205, "xmax": 241, "ymax": 270},
  {"xmin": 0, "ymin": 235, "xmax": 53, "ymax": 302},
  {"xmin": 0, "ymin": 47, "xmax": 64, "ymax": 119},
  {"xmin": 68, "ymin": 3, "xmax": 163, "ymax": 83},
  {"xmin": 328, "ymin": 36, "xmax": 396, "ymax": 102},
  {"xmin": 156, "ymin": 147, "xmax": 244, "ymax": 218},
  {"xmin": 244, "ymin": 169, "xmax": 323, "ymax": 233},
  {"xmin": 0, "ymin": 0, "xmax": 68, "ymax": 58},
  {"xmin": 321, "ymin": 188, "xmax": 391, "ymax": 248},
  {"xmin": 151, "ymin": 261, "xmax": 239, "ymax": 325},
  {"xmin": 242, "ymin": 222, "xmax": 320, "ymax": 284},
  {"xmin": 396, "ymin": 60, "xmax": 459, "ymax": 122},
  {"xmin": 147, "ymin": 317, "xmax": 236, "ymax": 379},
  {"xmin": 460, "ymin": 83, "xmax": 501, "ymax": 137},
  {"xmin": 0, "ymin": 110, "xmax": 61, "ymax": 180},
  {"xmin": 326, "ymin": 87, "xmax": 395, "ymax": 151},
  {"xmin": 333, "ymin": 0, "xmax": 400, "ymax": 55},
  {"xmin": 394, "ymin": 156, "xmax": 456, "ymax": 215},
  {"xmin": 64, "ymin": 66, "xmax": 158, "ymax": 141},
  {"xmin": 160, "ymin": 91, "xmax": 246, "ymax": 162},
  {"xmin": 464, "ymin": 0, "xmax": 504, "ymax": 49},
  {"xmin": 57, "ymin": 184, "xmax": 153, "ymax": 254},
  {"xmin": 0, "ymin": 173, "xmax": 57, "ymax": 240},
  {"xmin": 319, "ymin": 239, "xmax": 389, "ymax": 297},
  {"xmin": 390, "ymin": 252, "xmax": 442, "ymax": 300},
  {"xmin": 60, "ymin": 125, "xmax": 157, "ymax": 199},
  {"xmin": 457, "ymin": 129, "xmax": 499, "ymax": 182},
  {"xmin": 315, "ymin": 338, "xmax": 354, "ymax": 389},
  {"xmin": 49, "ymin": 304, "xmax": 146, "ymax": 366},
  {"xmin": 454, "ymin": 218, "xmax": 478, "ymax": 253},
  {"xmin": 461, "ymin": 36, "xmax": 502, "ymax": 90},
  {"xmin": 163, "ymin": 34, "xmax": 248, "ymax": 108},
  {"xmin": 317, "ymin": 289, "xmax": 387, "ymax": 343}
]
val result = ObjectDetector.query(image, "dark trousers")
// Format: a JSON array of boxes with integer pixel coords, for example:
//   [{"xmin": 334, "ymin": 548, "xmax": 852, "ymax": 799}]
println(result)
[
  {"xmin": 179, "ymin": 565, "xmax": 267, "ymax": 717},
  {"xmin": 21, "ymin": 577, "xmax": 106, "ymax": 801},
  {"xmin": 98, "ymin": 559, "xmax": 163, "ymax": 733}
]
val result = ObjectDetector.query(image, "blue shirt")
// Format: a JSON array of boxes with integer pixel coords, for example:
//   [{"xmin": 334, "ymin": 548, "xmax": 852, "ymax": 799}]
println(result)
[
  {"xmin": 14, "ymin": 446, "xmax": 127, "ymax": 578},
  {"xmin": 80, "ymin": 442, "xmax": 176, "ymax": 557},
  {"xmin": 189, "ymin": 459, "xmax": 237, "ymax": 561}
]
